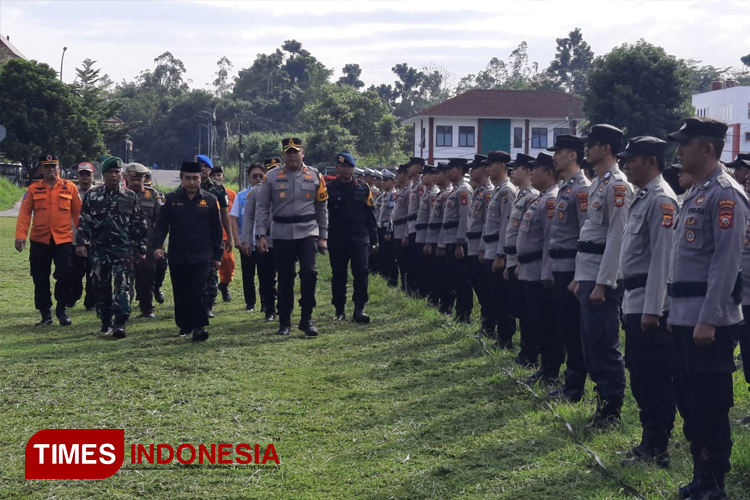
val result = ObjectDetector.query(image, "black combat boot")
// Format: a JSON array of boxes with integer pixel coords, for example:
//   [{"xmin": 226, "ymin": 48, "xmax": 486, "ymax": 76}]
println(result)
[
  {"xmin": 36, "ymin": 309, "xmax": 53, "ymax": 326},
  {"xmin": 55, "ymin": 305, "xmax": 72, "ymax": 326},
  {"xmin": 218, "ymin": 283, "xmax": 232, "ymax": 302},
  {"xmin": 353, "ymin": 303, "xmax": 370, "ymax": 324}
]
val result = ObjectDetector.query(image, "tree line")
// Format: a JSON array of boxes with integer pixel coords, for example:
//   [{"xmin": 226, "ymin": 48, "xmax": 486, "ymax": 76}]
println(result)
[{"xmin": 1, "ymin": 29, "xmax": 749, "ymax": 175}]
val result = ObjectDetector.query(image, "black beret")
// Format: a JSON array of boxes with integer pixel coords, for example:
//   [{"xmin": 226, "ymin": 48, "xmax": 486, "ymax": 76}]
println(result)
[
  {"xmin": 484, "ymin": 150, "xmax": 512, "ymax": 164},
  {"xmin": 435, "ymin": 162, "xmax": 450, "ymax": 172},
  {"xmin": 547, "ymin": 134, "xmax": 584, "ymax": 152},
  {"xmin": 468, "ymin": 154, "xmax": 488, "ymax": 169},
  {"xmin": 668, "ymin": 117, "xmax": 728, "ymax": 141},
  {"xmin": 408, "ymin": 156, "xmax": 426, "ymax": 167},
  {"xmin": 396, "ymin": 163, "xmax": 409, "ymax": 173},
  {"xmin": 420, "ymin": 164, "xmax": 437, "ymax": 174},
  {"xmin": 447, "ymin": 158, "xmax": 469, "ymax": 170},
  {"xmin": 530, "ymin": 152, "xmax": 554, "ymax": 169},
  {"xmin": 507, "ymin": 153, "xmax": 535, "ymax": 168},
  {"xmin": 582, "ymin": 124, "xmax": 624, "ymax": 147},
  {"xmin": 180, "ymin": 161, "xmax": 202, "ymax": 173},
  {"xmin": 616, "ymin": 136, "xmax": 667, "ymax": 160}
]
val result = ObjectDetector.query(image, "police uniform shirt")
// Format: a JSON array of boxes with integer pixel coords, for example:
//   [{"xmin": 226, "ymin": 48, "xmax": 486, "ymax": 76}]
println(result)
[
  {"xmin": 480, "ymin": 178, "xmax": 518, "ymax": 261},
  {"xmin": 743, "ymin": 217, "xmax": 750, "ymax": 307},
  {"xmin": 255, "ymin": 165, "xmax": 328, "ymax": 241},
  {"xmin": 392, "ymin": 184, "xmax": 411, "ymax": 239},
  {"xmin": 373, "ymin": 189, "xmax": 385, "ymax": 223},
  {"xmin": 326, "ymin": 178, "xmax": 377, "ymax": 246},
  {"xmin": 504, "ymin": 186, "xmax": 539, "ymax": 267},
  {"xmin": 240, "ymin": 184, "xmax": 273, "ymax": 250},
  {"xmin": 407, "ymin": 180, "xmax": 425, "ymax": 235},
  {"xmin": 415, "ymin": 185, "xmax": 440, "ymax": 244},
  {"xmin": 377, "ymin": 188, "xmax": 397, "ymax": 229},
  {"xmin": 427, "ymin": 186, "xmax": 452, "ymax": 245},
  {"xmin": 466, "ymin": 181, "xmax": 494, "ymax": 256},
  {"xmin": 548, "ymin": 170, "xmax": 591, "ymax": 273},
  {"xmin": 438, "ymin": 180, "xmax": 473, "ymax": 248},
  {"xmin": 668, "ymin": 166, "xmax": 750, "ymax": 326},
  {"xmin": 153, "ymin": 187, "xmax": 223, "ymax": 265},
  {"xmin": 620, "ymin": 175, "xmax": 677, "ymax": 316},
  {"xmin": 574, "ymin": 164, "xmax": 633, "ymax": 285},
  {"xmin": 516, "ymin": 184, "xmax": 559, "ymax": 281}
]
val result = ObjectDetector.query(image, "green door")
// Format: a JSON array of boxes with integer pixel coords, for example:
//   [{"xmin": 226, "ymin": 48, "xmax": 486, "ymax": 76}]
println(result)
[{"xmin": 480, "ymin": 119, "xmax": 511, "ymax": 155}]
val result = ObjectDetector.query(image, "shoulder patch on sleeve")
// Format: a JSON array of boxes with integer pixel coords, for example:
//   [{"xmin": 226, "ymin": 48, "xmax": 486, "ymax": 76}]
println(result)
[
  {"xmin": 661, "ymin": 202, "xmax": 675, "ymax": 227},
  {"xmin": 577, "ymin": 191, "xmax": 588, "ymax": 211},
  {"xmin": 546, "ymin": 198, "xmax": 555, "ymax": 218},
  {"xmin": 718, "ymin": 199, "xmax": 735, "ymax": 229},
  {"xmin": 460, "ymin": 191, "xmax": 469, "ymax": 205}
]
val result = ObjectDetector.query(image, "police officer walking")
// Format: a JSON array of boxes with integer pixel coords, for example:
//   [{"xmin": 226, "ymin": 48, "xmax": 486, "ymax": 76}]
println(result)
[
  {"xmin": 546, "ymin": 135, "xmax": 591, "ymax": 402},
  {"xmin": 76, "ymin": 157, "xmax": 148, "ymax": 338},
  {"xmin": 327, "ymin": 153, "xmax": 378, "ymax": 323},
  {"xmin": 255, "ymin": 138, "xmax": 329, "ymax": 337},
  {"xmin": 153, "ymin": 161, "xmax": 224, "ymax": 341},
  {"xmin": 572, "ymin": 124, "xmax": 633, "ymax": 428},
  {"xmin": 616, "ymin": 136, "xmax": 677, "ymax": 468},
  {"xmin": 667, "ymin": 117, "xmax": 749, "ymax": 500},
  {"xmin": 15, "ymin": 154, "xmax": 81, "ymax": 326}
]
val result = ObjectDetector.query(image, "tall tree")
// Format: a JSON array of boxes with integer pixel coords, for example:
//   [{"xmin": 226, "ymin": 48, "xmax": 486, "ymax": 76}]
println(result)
[
  {"xmin": 547, "ymin": 28, "xmax": 594, "ymax": 95},
  {"xmin": 73, "ymin": 58, "xmax": 125, "ymax": 153},
  {"xmin": 138, "ymin": 51, "xmax": 189, "ymax": 95},
  {"xmin": 337, "ymin": 63, "xmax": 365, "ymax": 89},
  {"xmin": 212, "ymin": 56, "xmax": 234, "ymax": 97},
  {"xmin": 584, "ymin": 40, "xmax": 692, "ymax": 139}
]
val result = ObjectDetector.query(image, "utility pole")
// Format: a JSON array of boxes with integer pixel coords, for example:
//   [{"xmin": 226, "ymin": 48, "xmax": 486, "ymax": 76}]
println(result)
[{"xmin": 59, "ymin": 46, "xmax": 67, "ymax": 81}]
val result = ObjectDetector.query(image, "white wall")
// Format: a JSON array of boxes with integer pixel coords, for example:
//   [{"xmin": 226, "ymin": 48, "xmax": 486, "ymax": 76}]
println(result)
[
  {"xmin": 693, "ymin": 86, "xmax": 750, "ymax": 162},
  {"xmin": 510, "ymin": 118, "xmax": 572, "ymax": 158}
]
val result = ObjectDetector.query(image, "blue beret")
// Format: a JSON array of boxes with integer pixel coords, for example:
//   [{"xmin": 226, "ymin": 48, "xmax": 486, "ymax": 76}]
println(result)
[
  {"xmin": 195, "ymin": 154, "xmax": 213, "ymax": 169},
  {"xmin": 336, "ymin": 152, "xmax": 356, "ymax": 167}
]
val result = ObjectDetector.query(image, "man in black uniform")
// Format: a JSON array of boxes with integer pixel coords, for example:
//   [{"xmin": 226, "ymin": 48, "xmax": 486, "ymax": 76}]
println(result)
[
  {"xmin": 153, "ymin": 161, "xmax": 223, "ymax": 341},
  {"xmin": 327, "ymin": 153, "xmax": 378, "ymax": 323}
]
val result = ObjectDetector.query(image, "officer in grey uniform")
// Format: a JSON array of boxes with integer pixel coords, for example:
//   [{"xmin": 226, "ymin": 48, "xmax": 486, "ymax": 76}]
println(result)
[
  {"xmin": 616, "ymin": 136, "xmax": 677, "ymax": 468},
  {"xmin": 424, "ymin": 163, "xmax": 453, "ymax": 309},
  {"xmin": 516, "ymin": 152, "xmax": 560, "ymax": 384},
  {"xmin": 571, "ymin": 124, "xmax": 632, "ymax": 429},
  {"xmin": 546, "ymin": 135, "xmax": 591, "ymax": 402},
  {"xmin": 367, "ymin": 168, "xmax": 381, "ymax": 276},
  {"xmin": 377, "ymin": 169, "xmax": 398, "ymax": 287},
  {"xmin": 480, "ymin": 151, "xmax": 518, "ymax": 344},
  {"xmin": 667, "ymin": 117, "xmax": 749, "ymax": 500},
  {"xmin": 437, "ymin": 158, "xmax": 473, "ymax": 323},
  {"xmin": 392, "ymin": 164, "xmax": 411, "ymax": 292},
  {"xmin": 414, "ymin": 164, "xmax": 439, "ymax": 298},
  {"xmin": 504, "ymin": 153, "xmax": 538, "ymax": 357},
  {"xmin": 465, "ymin": 154, "xmax": 493, "ymax": 332},
  {"xmin": 255, "ymin": 137, "xmax": 329, "ymax": 337},
  {"xmin": 405, "ymin": 157, "xmax": 425, "ymax": 296}
]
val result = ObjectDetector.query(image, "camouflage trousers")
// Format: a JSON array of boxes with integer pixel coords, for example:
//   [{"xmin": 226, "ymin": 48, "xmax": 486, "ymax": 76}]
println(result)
[
  {"xmin": 90, "ymin": 255, "xmax": 134, "ymax": 326},
  {"xmin": 205, "ymin": 270, "xmax": 218, "ymax": 310}
]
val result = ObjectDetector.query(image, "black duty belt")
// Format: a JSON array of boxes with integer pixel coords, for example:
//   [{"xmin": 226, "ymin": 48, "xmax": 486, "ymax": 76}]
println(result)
[
  {"xmin": 517, "ymin": 250, "xmax": 543, "ymax": 264},
  {"xmin": 668, "ymin": 273, "xmax": 742, "ymax": 304},
  {"xmin": 273, "ymin": 214, "xmax": 316, "ymax": 224},
  {"xmin": 466, "ymin": 232, "xmax": 482, "ymax": 240},
  {"xmin": 428, "ymin": 222, "xmax": 443, "ymax": 230},
  {"xmin": 549, "ymin": 247, "xmax": 578, "ymax": 259},
  {"xmin": 504, "ymin": 245, "xmax": 517, "ymax": 255},
  {"xmin": 407, "ymin": 214, "xmax": 418, "ymax": 221},
  {"xmin": 393, "ymin": 217, "xmax": 407, "ymax": 225},
  {"xmin": 483, "ymin": 234, "xmax": 499, "ymax": 243},
  {"xmin": 415, "ymin": 223, "xmax": 428, "ymax": 230},
  {"xmin": 443, "ymin": 220, "xmax": 459, "ymax": 230},
  {"xmin": 623, "ymin": 274, "xmax": 648, "ymax": 291},
  {"xmin": 577, "ymin": 240, "xmax": 606, "ymax": 255}
]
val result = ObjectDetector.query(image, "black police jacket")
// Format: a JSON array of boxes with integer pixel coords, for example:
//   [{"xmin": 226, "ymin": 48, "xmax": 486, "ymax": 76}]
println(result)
[{"xmin": 326, "ymin": 178, "xmax": 378, "ymax": 246}]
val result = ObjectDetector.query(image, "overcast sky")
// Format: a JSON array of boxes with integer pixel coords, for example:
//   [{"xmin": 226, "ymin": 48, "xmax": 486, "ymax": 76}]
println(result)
[{"xmin": 3, "ymin": 0, "xmax": 750, "ymax": 91}]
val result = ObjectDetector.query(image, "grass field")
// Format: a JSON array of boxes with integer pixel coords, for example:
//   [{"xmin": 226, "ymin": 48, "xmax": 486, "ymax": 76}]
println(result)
[
  {"xmin": 0, "ymin": 215, "xmax": 748, "ymax": 500},
  {"xmin": 0, "ymin": 177, "xmax": 24, "ymax": 211}
]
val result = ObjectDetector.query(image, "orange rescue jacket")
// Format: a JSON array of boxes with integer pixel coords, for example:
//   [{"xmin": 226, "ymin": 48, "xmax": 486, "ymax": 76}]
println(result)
[{"xmin": 16, "ymin": 178, "xmax": 81, "ymax": 245}]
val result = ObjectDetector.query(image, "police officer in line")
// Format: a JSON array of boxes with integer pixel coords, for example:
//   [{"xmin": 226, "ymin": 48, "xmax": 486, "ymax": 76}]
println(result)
[
  {"xmin": 364, "ymin": 168, "xmax": 381, "ymax": 276},
  {"xmin": 437, "ymin": 158, "xmax": 473, "ymax": 323},
  {"xmin": 546, "ymin": 135, "xmax": 591, "ymax": 402},
  {"xmin": 255, "ymin": 138, "xmax": 329, "ymax": 337},
  {"xmin": 413, "ymin": 164, "xmax": 439, "ymax": 299},
  {"xmin": 377, "ymin": 168, "xmax": 398, "ymax": 287},
  {"xmin": 405, "ymin": 157, "xmax": 426, "ymax": 296},
  {"xmin": 424, "ymin": 162, "xmax": 454, "ymax": 310},
  {"xmin": 196, "ymin": 154, "xmax": 232, "ymax": 317},
  {"xmin": 464, "ymin": 154, "xmax": 493, "ymax": 333},
  {"xmin": 516, "ymin": 152, "xmax": 560, "ymax": 385},
  {"xmin": 153, "ymin": 161, "xmax": 224, "ymax": 342},
  {"xmin": 76, "ymin": 157, "xmax": 148, "ymax": 338},
  {"xmin": 209, "ymin": 166, "xmax": 237, "ymax": 303},
  {"xmin": 615, "ymin": 137, "xmax": 678, "ymax": 468},
  {"xmin": 503, "ymin": 154, "xmax": 538, "ymax": 355},
  {"xmin": 391, "ymin": 163, "xmax": 411, "ymax": 293},
  {"xmin": 125, "ymin": 163, "xmax": 161, "ymax": 319},
  {"xmin": 70, "ymin": 162, "xmax": 97, "ymax": 311},
  {"xmin": 667, "ymin": 117, "xmax": 749, "ymax": 500},
  {"xmin": 326, "ymin": 153, "xmax": 378, "ymax": 323},
  {"xmin": 479, "ymin": 151, "xmax": 518, "ymax": 344},
  {"xmin": 237, "ymin": 161, "xmax": 278, "ymax": 320},
  {"xmin": 144, "ymin": 171, "xmax": 168, "ymax": 305},
  {"xmin": 15, "ymin": 154, "xmax": 81, "ymax": 326},
  {"xmin": 571, "ymin": 124, "xmax": 633, "ymax": 429}
]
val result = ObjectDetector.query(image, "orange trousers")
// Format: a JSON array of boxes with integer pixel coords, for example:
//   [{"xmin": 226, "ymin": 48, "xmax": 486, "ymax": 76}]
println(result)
[{"xmin": 219, "ymin": 243, "xmax": 235, "ymax": 285}]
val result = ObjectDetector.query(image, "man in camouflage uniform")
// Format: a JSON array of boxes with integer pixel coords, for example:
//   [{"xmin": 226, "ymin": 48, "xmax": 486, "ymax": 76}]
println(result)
[
  {"xmin": 126, "ymin": 163, "xmax": 161, "ymax": 318},
  {"xmin": 76, "ymin": 157, "xmax": 147, "ymax": 338},
  {"xmin": 144, "ymin": 171, "xmax": 168, "ymax": 304}
]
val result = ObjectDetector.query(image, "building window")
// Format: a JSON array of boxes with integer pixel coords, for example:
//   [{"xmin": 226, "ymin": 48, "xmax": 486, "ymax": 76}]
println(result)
[
  {"xmin": 553, "ymin": 127, "xmax": 570, "ymax": 141},
  {"xmin": 513, "ymin": 127, "xmax": 523, "ymax": 148},
  {"xmin": 436, "ymin": 126, "xmax": 452, "ymax": 147},
  {"xmin": 458, "ymin": 126, "xmax": 475, "ymax": 147},
  {"xmin": 747, "ymin": 103, "xmax": 750, "ymax": 119},
  {"xmin": 745, "ymin": 132, "xmax": 750, "ymax": 142},
  {"xmin": 531, "ymin": 127, "xmax": 548, "ymax": 149}
]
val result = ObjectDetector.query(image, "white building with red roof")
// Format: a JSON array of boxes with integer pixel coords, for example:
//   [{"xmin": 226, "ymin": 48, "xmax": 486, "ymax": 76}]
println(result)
[{"xmin": 402, "ymin": 89, "xmax": 586, "ymax": 163}]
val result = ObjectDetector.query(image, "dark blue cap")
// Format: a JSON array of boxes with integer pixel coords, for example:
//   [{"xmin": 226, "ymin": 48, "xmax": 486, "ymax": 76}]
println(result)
[
  {"xmin": 195, "ymin": 154, "xmax": 213, "ymax": 169},
  {"xmin": 336, "ymin": 152, "xmax": 356, "ymax": 167}
]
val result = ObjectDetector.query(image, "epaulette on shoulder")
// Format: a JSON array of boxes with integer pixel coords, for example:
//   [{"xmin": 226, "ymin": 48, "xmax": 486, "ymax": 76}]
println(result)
[{"xmin": 717, "ymin": 174, "xmax": 733, "ymax": 188}]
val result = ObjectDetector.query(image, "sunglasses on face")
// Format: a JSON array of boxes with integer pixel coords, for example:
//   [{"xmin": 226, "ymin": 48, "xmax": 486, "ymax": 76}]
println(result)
[
  {"xmin": 251, "ymin": 174, "xmax": 264, "ymax": 179},
  {"xmin": 78, "ymin": 171, "xmax": 92, "ymax": 176}
]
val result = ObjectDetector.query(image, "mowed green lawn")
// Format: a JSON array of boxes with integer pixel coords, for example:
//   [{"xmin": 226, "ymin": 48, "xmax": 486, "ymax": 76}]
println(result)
[{"xmin": 0, "ymin": 215, "xmax": 748, "ymax": 500}]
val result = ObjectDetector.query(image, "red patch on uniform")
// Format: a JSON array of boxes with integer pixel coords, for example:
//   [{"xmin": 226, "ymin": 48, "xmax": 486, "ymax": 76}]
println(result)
[
  {"xmin": 719, "ymin": 199, "xmax": 735, "ymax": 210},
  {"xmin": 719, "ymin": 199, "xmax": 735, "ymax": 230},
  {"xmin": 501, "ymin": 194, "xmax": 508, "ymax": 203},
  {"xmin": 512, "ymin": 220, "xmax": 519, "ymax": 227},
  {"xmin": 614, "ymin": 195, "xmax": 625, "ymax": 207},
  {"xmin": 546, "ymin": 199, "xmax": 555, "ymax": 218},
  {"xmin": 662, "ymin": 213, "xmax": 673, "ymax": 227},
  {"xmin": 577, "ymin": 192, "xmax": 588, "ymax": 212},
  {"xmin": 661, "ymin": 203, "xmax": 675, "ymax": 212},
  {"xmin": 685, "ymin": 217, "xmax": 697, "ymax": 226},
  {"xmin": 613, "ymin": 185, "xmax": 626, "ymax": 194},
  {"xmin": 460, "ymin": 192, "xmax": 469, "ymax": 205},
  {"xmin": 695, "ymin": 195, "xmax": 705, "ymax": 206},
  {"xmin": 558, "ymin": 211, "xmax": 564, "ymax": 220},
  {"xmin": 685, "ymin": 230, "xmax": 696, "ymax": 242},
  {"xmin": 566, "ymin": 188, "xmax": 572, "ymax": 193}
]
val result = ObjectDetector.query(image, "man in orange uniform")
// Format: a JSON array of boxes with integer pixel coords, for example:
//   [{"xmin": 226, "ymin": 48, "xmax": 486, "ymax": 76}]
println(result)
[
  {"xmin": 209, "ymin": 166, "xmax": 236, "ymax": 302},
  {"xmin": 15, "ymin": 154, "xmax": 81, "ymax": 326}
]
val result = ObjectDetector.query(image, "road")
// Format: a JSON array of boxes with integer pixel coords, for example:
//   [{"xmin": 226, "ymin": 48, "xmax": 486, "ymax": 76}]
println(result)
[{"xmin": 150, "ymin": 169, "xmax": 181, "ymax": 189}]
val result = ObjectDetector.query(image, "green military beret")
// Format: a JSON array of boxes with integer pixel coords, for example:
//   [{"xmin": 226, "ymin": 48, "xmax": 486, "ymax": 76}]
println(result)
[{"xmin": 101, "ymin": 156, "xmax": 123, "ymax": 173}]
